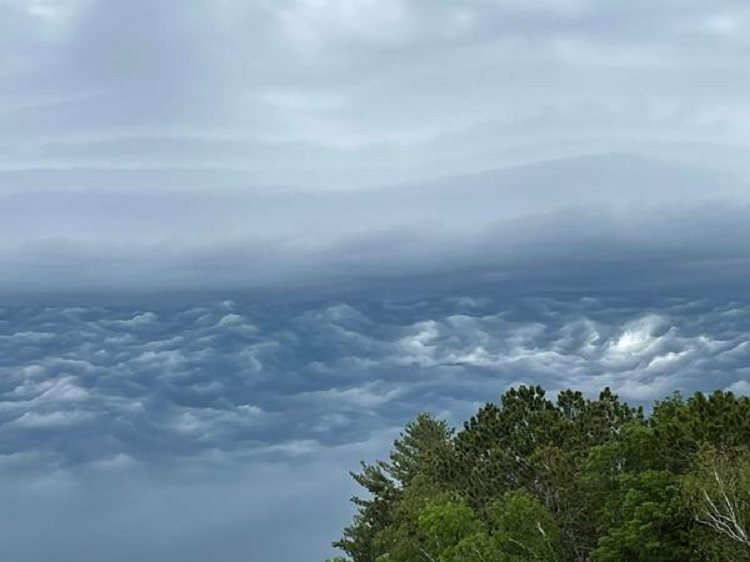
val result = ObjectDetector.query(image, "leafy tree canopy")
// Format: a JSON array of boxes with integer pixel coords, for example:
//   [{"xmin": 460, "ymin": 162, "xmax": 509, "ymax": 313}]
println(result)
[{"xmin": 331, "ymin": 387, "xmax": 750, "ymax": 562}]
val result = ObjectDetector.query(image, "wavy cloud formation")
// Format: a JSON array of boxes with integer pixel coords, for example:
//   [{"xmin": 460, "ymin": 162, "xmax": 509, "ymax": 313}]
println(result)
[
  {"xmin": 3, "ymin": 295, "xmax": 750, "ymax": 470},
  {"xmin": 2, "ymin": 294, "xmax": 750, "ymax": 561}
]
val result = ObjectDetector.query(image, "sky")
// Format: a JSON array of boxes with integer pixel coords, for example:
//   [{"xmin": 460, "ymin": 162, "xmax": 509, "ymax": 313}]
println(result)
[{"xmin": 2, "ymin": 1, "xmax": 750, "ymax": 561}]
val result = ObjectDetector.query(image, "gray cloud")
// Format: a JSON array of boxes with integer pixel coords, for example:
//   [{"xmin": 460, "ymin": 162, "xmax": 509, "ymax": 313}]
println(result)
[
  {"xmin": 2, "ymin": 294, "xmax": 750, "ymax": 560},
  {"xmin": 4, "ymin": 294, "xmax": 750, "ymax": 467},
  {"xmin": 0, "ymin": 153, "xmax": 748, "ymax": 296},
  {"xmin": 3, "ymin": 0, "xmax": 750, "ymax": 186}
]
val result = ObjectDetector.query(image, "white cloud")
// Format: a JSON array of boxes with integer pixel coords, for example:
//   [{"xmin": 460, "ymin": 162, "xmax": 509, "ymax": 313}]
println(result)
[
  {"xmin": 11, "ymin": 409, "xmax": 93, "ymax": 428},
  {"xmin": 278, "ymin": 0, "xmax": 415, "ymax": 54}
]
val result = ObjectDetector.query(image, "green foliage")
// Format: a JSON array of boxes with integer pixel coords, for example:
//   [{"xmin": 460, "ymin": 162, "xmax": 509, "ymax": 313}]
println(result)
[
  {"xmin": 375, "ymin": 475, "xmax": 444, "ymax": 562},
  {"xmin": 418, "ymin": 496, "xmax": 483, "ymax": 562},
  {"xmin": 683, "ymin": 445, "xmax": 750, "ymax": 558},
  {"xmin": 334, "ymin": 413, "xmax": 452, "ymax": 562},
  {"xmin": 652, "ymin": 391, "xmax": 750, "ymax": 470},
  {"xmin": 593, "ymin": 470, "xmax": 693, "ymax": 562},
  {"xmin": 389, "ymin": 413, "xmax": 453, "ymax": 487},
  {"xmin": 333, "ymin": 386, "xmax": 750, "ymax": 562},
  {"xmin": 489, "ymin": 490, "xmax": 563, "ymax": 561}
]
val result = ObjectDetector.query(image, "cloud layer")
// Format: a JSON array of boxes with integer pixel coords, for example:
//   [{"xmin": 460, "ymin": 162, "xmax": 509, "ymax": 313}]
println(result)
[
  {"xmin": 2, "ymin": 294, "xmax": 750, "ymax": 561},
  {"xmin": 2, "ymin": 0, "xmax": 750, "ymax": 297},
  {"xmin": 0, "ymin": 153, "xmax": 749, "ymax": 295},
  {"xmin": 3, "ymin": 0, "xmax": 750, "ymax": 187},
  {"xmin": 4, "ymin": 295, "xmax": 750, "ymax": 469}
]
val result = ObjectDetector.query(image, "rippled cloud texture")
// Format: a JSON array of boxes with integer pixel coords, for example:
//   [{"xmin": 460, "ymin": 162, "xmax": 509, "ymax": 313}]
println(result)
[{"xmin": 2, "ymin": 296, "xmax": 750, "ymax": 561}]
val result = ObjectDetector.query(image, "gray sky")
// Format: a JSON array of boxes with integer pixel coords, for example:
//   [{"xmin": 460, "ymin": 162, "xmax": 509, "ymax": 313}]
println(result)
[
  {"xmin": 3, "ymin": 2, "xmax": 750, "ymax": 562},
  {"xmin": 2, "ymin": 0, "xmax": 750, "ymax": 295},
  {"xmin": 3, "ymin": 0, "xmax": 750, "ymax": 189}
]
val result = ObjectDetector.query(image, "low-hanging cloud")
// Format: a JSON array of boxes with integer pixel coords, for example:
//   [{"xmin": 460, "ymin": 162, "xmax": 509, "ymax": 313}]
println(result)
[
  {"xmin": 4, "ymin": 294, "xmax": 750, "ymax": 469},
  {"xmin": 2, "ymin": 294, "xmax": 750, "ymax": 561},
  {"xmin": 0, "ymin": 153, "xmax": 748, "ymax": 296}
]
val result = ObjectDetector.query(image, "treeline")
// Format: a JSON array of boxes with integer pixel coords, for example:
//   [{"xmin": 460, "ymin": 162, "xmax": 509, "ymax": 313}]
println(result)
[{"xmin": 329, "ymin": 386, "xmax": 750, "ymax": 562}]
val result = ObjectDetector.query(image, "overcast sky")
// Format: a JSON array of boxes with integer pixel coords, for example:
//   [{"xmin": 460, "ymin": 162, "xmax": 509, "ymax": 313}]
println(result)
[
  {"xmin": 3, "ymin": 1, "xmax": 750, "ymax": 561},
  {"xmin": 3, "ymin": 0, "xmax": 750, "ymax": 187},
  {"xmin": 2, "ymin": 0, "xmax": 750, "ymax": 294}
]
